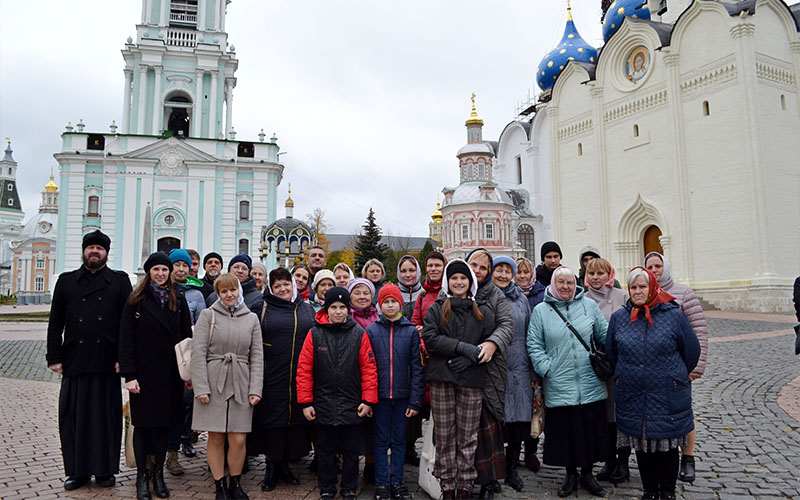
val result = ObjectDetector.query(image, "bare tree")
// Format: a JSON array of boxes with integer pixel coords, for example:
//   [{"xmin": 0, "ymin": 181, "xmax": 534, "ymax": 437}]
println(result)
[{"xmin": 305, "ymin": 207, "xmax": 331, "ymax": 253}]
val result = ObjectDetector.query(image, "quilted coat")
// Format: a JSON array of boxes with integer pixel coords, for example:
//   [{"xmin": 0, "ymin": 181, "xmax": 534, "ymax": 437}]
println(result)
[
  {"xmin": 498, "ymin": 282, "xmax": 533, "ymax": 424},
  {"xmin": 660, "ymin": 278, "xmax": 708, "ymax": 377},
  {"xmin": 527, "ymin": 286, "xmax": 609, "ymax": 408},
  {"xmin": 605, "ymin": 301, "xmax": 700, "ymax": 440}
]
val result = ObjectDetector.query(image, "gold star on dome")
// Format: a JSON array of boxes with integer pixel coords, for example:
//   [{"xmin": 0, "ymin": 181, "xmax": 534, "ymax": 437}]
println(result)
[
  {"xmin": 568, "ymin": 34, "xmax": 575, "ymax": 38},
  {"xmin": 560, "ymin": 65, "xmax": 564, "ymax": 70},
  {"xmin": 633, "ymin": 14, "xmax": 638, "ymax": 18},
  {"xmin": 578, "ymin": 48, "xmax": 584, "ymax": 52},
  {"xmin": 590, "ymin": 56, "xmax": 595, "ymax": 62},
  {"xmin": 548, "ymin": 61, "xmax": 554, "ymax": 68},
  {"xmin": 618, "ymin": 6, "xmax": 625, "ymax": 15},
  {"xmin": 560, "ymin": 49, "xmax": 567, "ymax": 54}
]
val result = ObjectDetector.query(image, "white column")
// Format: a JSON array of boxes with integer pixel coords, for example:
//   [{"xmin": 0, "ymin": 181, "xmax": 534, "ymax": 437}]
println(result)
[
  {"xmin": 197, "ymin": 0, "xmax": 206, "ymax": 30},
  {"xmin": 220, "ymin": 0, "xmax": 226, "ymax": 31},
  {"xmin": 141, "ymin": 0, "xmax": 147, "ymax": 24},
  {"xmin": 225, "ymin": 78, "xmax": 234, "ymax": 138},
  {"xmin": 122, "ymin": 69, "xmax": 133, "ymax": 134},
  {"xmin": 152, "ymin": 66, "xmax": 163, "ymax": 135},
  {"xmin": 208, "ymin": 70, "xmax": 218, "ymax": 138},
  {"xmin": 160, "ymin": 0, "xmax": 168, "ymax": 25},
  {"xmin": 137, "ymin": 64, "xmax": 149, "ymax": 135},
  {"xmin": 193, "ymin": 70, "xmax": 204, "ymax": 138},
  {"xmin": 545, "ymin": 104, "xmax": 562, "ymax": 242},
  {"xmin": 145, "ymin": 0, "xmax": 153, "ymax": 24},
  {"xmin": 213, "ymin": 0, "xmax": 220, "ymax": 30},
  {"xmin": 590, "ymin": 86, "xmax": 612, "ymax": 258}
]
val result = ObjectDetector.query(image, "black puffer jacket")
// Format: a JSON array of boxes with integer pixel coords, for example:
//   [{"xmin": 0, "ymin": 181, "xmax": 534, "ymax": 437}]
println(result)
[{"xmin": 296, "ymin": 311, "xmax": 378, "ymax": 426}]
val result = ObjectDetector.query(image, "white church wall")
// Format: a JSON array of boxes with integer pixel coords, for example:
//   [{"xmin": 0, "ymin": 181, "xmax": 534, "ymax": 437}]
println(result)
[
  {"xmin": 495, "ymin": 123, "xmax": 529, "ymax": 190},
  {"xmin": 753, "ymin": 1, "xmax": 796, "ymax": 60}
]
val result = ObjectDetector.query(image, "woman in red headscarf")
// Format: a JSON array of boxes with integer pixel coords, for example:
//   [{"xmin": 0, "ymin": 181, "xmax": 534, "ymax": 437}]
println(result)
[{"xmin": 605, "ymin": 267, "xmax": 700, "ymax": 500}]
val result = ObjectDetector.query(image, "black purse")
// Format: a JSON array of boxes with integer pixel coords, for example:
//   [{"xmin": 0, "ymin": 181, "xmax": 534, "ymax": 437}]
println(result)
[{"xmin": 550, "ymin": 305, "xmax": 614, "ymax": 381}]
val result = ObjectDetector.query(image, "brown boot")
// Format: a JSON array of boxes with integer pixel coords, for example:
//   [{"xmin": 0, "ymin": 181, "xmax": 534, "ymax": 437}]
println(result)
[{"xmin": 166, "ymin": 450, "xmax": 184, "ymax": 476}]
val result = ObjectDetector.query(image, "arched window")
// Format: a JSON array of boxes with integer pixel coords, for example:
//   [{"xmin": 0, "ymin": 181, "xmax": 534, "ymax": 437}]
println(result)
[
  {"xmin": 578, "ymin": 143, "xmax": 583, "ymax": 156},
  {"xmin": 633, "ymin": 124, "xmax": 639, "ymax": 137},
  {"xmin": 702, "ymin": 101, "xmax": 710, "ymax": 116},
  {"xmin": 781, "ymin": 94, "xmax": 787, "ymax": 111},
  {"xmin": 165, "ymin": 93, "xmax": 192, "ymax": 137},
  {"xmin": 643, "ymin": 225, "xmax": 664, "ymax": 255},
  {"xmin": 238, "ymin": 238, "xmax": 249, "ymax": 255},
  {"xmin": 87, "ymin": 195, "xmax": 99, "ymax": 216},
  {"xmin": 518, "ymin": 224, "xmax": 535, "ymax": 261},
  {"xmin": 239, "ymin": 200, "xmax": 250, "ymax": 220}
]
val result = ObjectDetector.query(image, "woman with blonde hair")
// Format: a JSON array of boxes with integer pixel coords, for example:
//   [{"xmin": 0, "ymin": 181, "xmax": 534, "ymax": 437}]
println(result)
[
  {"xmin": 362, "ymin": 258, "xmax": 386, "ymax": 305},
  {"xmin": 333, "ymin": 263, "xmax": 355, "ymax": 288},
  {"xmin": 192, "ymin": 273, "xmax": 264, "ymax": 500}
]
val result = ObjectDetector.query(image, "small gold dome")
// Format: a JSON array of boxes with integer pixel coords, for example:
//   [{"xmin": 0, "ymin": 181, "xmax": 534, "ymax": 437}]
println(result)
[
  {"xmin": 45, "ymin": 169, "xmax": 58, "ymax": 192},
  {"xmin": 431, "ymin": 201, "xmax": 443, "ymax": 222},
  {"xmin": 285, "ymin": 185, "xmax": 294, "ymax": 207},
  {"xmin": 465, "ymin": 93, "xmax": 484, "ymax": 126}
]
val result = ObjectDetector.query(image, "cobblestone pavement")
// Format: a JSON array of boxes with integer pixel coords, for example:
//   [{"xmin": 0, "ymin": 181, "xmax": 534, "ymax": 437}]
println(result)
[{"xmin": 1, "ymin": 311, "xmax": 798, "ymax": 499}]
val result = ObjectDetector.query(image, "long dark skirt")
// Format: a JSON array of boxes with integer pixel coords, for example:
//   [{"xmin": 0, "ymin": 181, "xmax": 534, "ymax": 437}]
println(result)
[
  {"xmin": 248, "ymin": 425, "xmax": 311, "ymax": 461},
  {"xmin": 475, "ymin": 406, "xmax": 506, "ymax": 485},
  {"xmin": 59, "ymin": 374, "xmax": 122, "ymax": 477},
  {"xmin": 542, "ymin": 400, "xmax": 609, "ymax": 467},
  {"xmin": 503, "ymin": 421, "xmax": 531, "ymax": 443}
]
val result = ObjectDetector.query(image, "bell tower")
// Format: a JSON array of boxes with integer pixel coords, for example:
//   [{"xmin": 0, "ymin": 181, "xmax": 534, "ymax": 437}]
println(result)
[{"xmin": 122, "ymin": 0, "xmax": 238, "ymax": 139}]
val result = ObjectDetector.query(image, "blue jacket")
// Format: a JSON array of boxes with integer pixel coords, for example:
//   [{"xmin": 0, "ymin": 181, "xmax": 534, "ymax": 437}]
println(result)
[
  {"xmin": 366, "ymin": 314, "xmax": 426, "ymax": 410},
  {"xmin": 606, "ymin": 301, "xmax": 700, "ymax": 440},
  {"xmin": 525, "ymin": 281, "xmax": 546, "ymax": 311},
  {"xmin": 500, "ymin": 283, "xmax": 534, "ymax": 423},
  {"xmin": 175, "ymin": 276, "xmax": 207, "ymax": 325},
  {"xmin": 527, "ymin": 286, "xmax": 608, "ymax": 408}
]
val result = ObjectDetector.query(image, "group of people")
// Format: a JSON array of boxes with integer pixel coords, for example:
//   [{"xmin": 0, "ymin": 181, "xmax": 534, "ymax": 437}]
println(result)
[{"xmin": 47, "ymin": 231, "xmax": 709, "ymax": 500}]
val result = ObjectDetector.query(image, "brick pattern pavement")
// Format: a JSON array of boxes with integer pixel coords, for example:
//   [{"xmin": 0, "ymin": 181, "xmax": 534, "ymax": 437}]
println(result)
[{"xmin": 1, "ymin": 313, "xmax": 799, "ymax": 499}]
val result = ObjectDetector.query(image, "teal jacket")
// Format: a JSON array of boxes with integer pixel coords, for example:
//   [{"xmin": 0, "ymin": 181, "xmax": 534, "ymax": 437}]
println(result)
[{"xmin": 526, "ymin": 286, "xmax": 609, "ymax": 408}]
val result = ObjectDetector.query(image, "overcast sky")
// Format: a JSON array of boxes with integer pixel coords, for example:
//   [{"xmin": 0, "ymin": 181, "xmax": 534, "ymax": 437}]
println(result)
[{"xmin": 0, "ymin": 0, "xmax": 604, "ymax": 237}]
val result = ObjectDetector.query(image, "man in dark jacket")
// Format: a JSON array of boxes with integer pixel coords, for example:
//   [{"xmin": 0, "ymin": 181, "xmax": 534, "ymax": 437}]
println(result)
[
  {"xmin": 46, "ymin": 230, "xmax": 133, "ymax": 491},
  {"xmin": 199, "ymin": 252, "xmax": 223, "ymax": 299},
  {"xmin": 306, "ymin": 245, "xmax": 327, "ymax": 302},
  {"xmin": 205, "ymin": 253, "xmax": 263, "ymax": 313}
]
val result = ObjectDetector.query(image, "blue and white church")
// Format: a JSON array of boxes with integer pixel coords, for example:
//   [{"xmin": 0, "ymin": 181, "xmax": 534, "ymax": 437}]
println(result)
[{"xmin": 55, "ymin": 0, "xmax": 284, "ymax": 276}]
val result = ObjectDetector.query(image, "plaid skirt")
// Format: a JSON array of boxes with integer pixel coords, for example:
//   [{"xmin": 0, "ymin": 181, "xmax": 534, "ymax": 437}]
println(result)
[{"xmin": 475, "ymin": 406, "xmax": 506, "ymax": 485}]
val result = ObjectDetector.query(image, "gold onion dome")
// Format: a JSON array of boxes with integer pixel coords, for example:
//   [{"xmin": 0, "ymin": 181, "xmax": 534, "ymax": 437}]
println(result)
[
  {"xmin": 285, "ymin": 185, "xmax": 294, "ymax": 207},
  {"xmin": 465, "ymin": 93, "xmax": 484, "ymax": 125},
  {"xmin": 45, "ymin": 169, "xmax": 58, "ymax": 192},
  {"xmin": 431, "ymin": 201, "xmax": 443, "ymax": 223}
]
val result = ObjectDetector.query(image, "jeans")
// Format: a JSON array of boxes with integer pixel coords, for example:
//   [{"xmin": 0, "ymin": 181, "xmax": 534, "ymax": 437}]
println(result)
[{"xmin": 373, "ymin": 398, "xmax": 409, "ymax": 485}]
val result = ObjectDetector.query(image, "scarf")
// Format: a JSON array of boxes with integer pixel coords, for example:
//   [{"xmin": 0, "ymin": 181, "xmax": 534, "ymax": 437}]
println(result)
[
  {"xmin": 351, "ymin": 305, "xmax": 379, "ymax": 329},
  {"xmin": 629, "ymin": 266, "xmax": 676, "ymax": 325},
  {"xmin": 515, "ymin": 257, "xmax": 535, "ymax": 295},
  {"xmin": 548, "ymin": 266, "xmax": 577, "ymax": 302},
  {"xmin": 584, "ymin": 261, "xmax": 617, "ymax": 290},
  {"xmin": 149, "ymin": 281, "xmax": 169, "ymax": 309},
  {"xmin": 298, "ymin": 287, "xmax": 310, "ymax": 301},
  {"xmin": 536, "ymin": 264, "xmax": 555, "ymax": 286}
]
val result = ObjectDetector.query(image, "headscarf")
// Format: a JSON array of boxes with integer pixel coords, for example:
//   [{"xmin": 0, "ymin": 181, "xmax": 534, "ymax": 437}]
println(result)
[
  {"xmin": 441, "ymin": 259, "xmax": 478, "ymax": 299},
  {"xmin": 397, "ymin": 255, "xmax": 422, "ymax": 287},
  {"xmin": 466, "ymin": 248, "xmax": 494, "ymax": 288},
  {"xmin": 333, "ymin": 262, "xmax": 355, "ymax": 285},
  {"xmin": 643, "ymin": 251, "xmax": 672, "ymax": 286},
  {"xmin": 548, "ymin": 266, "xmax": 577, "ymax": 302},
  {"xmin": 515, "ymin": 257, "xmax": 535, "ymax": 295},
  {"xmin": 584, "ymin": 258, "xmax": 616, "ymax": 290},
  {"xmin": 628, "ymin": 266, "xmax": 675, "ymax": 325}
]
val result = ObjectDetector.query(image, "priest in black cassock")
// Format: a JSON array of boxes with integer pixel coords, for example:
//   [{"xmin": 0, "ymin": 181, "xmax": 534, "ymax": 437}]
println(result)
[{"xmin": 46, "ymin": 230, "xmax": 133, "ymax": 490}]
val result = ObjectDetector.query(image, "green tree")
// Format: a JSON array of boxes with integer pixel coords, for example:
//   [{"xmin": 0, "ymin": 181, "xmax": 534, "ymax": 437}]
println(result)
[
  {"xmin": 354, "ymin": 208, "xmax": 389, "ymax": 274},
  {"xmin": 417, "ymin": 239, "xmax": 435, "ymax": 272}
]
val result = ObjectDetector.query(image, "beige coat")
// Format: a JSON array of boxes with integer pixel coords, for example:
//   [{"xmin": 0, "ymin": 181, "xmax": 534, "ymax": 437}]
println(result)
[{"xmin": 191, "ymin": 300, "xmax": 264, "ymax": 433}]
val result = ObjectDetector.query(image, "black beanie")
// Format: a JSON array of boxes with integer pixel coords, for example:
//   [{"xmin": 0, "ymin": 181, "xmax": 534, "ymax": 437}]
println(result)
[
  {"xmin": 445, "ymin": 260, "xmax": 473, "ymax": 288},
  {"xmin": 228, "ymin": 253, "xmax": 252, "ymax": 270},
  {"xmin": 203, "ymin": 252, "xmax": 223, "ymax": 268},
  {"xmin": 144, "ymin": 251, "xmax": 173, "ymax": 274},
  {"xmin": 540, "ymin": 241, "xmax": 563, "ymax": 262},
  {"xmin": 324, "ymin": 286, "xmax": 350, "ymax": 311},
  {"xmin": 82, "ymin": 230, "xmax": 111, "ymax": 252}
]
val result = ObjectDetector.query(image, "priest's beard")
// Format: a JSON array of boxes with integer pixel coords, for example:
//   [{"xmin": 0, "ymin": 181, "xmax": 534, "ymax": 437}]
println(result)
[{"xmin": 83, "ymin": 254, "xmax": 108, "ymax": 271}]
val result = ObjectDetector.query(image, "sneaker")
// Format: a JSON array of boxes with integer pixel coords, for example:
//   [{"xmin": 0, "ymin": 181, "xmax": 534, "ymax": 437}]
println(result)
[
  {"xmin": 375, "ymin": 484, "xmax": 391, "ymax": 500},
  {"xmin": 391, "ymin": 483, "xmax": 413, "ymax": 500},
  {"xmin": 166, "ymin": 450, "xmax": 184, "ymax": 476}
]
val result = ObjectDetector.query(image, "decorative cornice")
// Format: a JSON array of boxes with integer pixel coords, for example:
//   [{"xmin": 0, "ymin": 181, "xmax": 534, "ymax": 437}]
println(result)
[
  {"xmin": 664, "ymin": 54, "xmax": 680, "ymax": 68},
  {"xmin": 590, "ymin": 87, "xmax": 604, "ymax": 99},
  {"xmin": 604, "ymin": 87, "xmax": 668, "ymax": 124},
  {"xmin": 558, "ymin": 115, "xmax": 593, "ymax": 140},
  {"xmin": 791, "ymin": 41, "xmax": 800, "ymax": 54},
  {"xmin": 729, "ymin": 23, "xmax": 756, "ymax": 40},
  {"xmin": 755, "ymin": 53, "xmax": 796, "ymax": 91},
  {"xmin": 680, "ymin": 61, "xmax": 737, "ymax": 102}
]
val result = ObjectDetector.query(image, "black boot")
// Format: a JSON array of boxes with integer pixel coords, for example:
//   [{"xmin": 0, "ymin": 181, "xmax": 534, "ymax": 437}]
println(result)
[
  {"xmin": 152, "ymin": 463, "xmax": 169, "ymax": 499},
  {"xmin": 596, "ymin": 460, "xmax": 615, "ymax": 481},
  {"xmin": 557, "ymin": 469, "xmax": 579, "ymax": 498},
  {"xmin": 136, "ymin": 469, "xmax": 152, "ymax": 500},
  {"xmin": 215, "ymin": 477, "xmax": 229, "ymax": 500},
  {"xmin": 611, "ymin": 447, "xmax": 631, "ymax": 484},
  {"xmin": 678, "ymin": 454, "xmax": 695, "ymax": 483},
  {"xmin": 660, "ymin": 492, "xmax": 677, "ymax": 500},
  {"xmin": 477, "ymin": 485, "xmax": 493, "ymax": 500},
  {"xmin": 228, "ymin": 475, "xmax": 249, "ymax": 500},
  {"xmin": 641, "ymin": 491, "xmax": 659, "ymax": 500},
  {"xmin": 487, "ymin": 480, "xmax": 502, "ymax": 494},
  {"xmin": 578, "ymin": 470, "xmax": 605, "ymax": 497},
  {"xmin": 261, "ymin": 460, "xmax": 277, "ymax": 491},
  {"xmin": 504, "ymin": 461, "xmax": 524, "ymax": 491},
  {"xmin": 276, "ymin": 460, "xmax": 300, "ymax": 485}
]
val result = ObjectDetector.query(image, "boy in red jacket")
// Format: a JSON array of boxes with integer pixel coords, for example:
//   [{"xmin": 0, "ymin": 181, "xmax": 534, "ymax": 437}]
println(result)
[{"xmin": 296, "ymin": 287, "xmax": 378, "ymax": 500}]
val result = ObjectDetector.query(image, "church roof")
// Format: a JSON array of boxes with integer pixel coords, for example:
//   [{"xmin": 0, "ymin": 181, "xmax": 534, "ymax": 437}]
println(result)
[
  {"xmin": 2, "ymin": 141, "xmax": 15, "ymax": 164},
  {"xmin": 457, "ymin": 142, "xmax": 494, "ymax": 156},
  {"xmin": 17, "ymin": 211, "xmax": 57, "ymax": 243},
  {"xmin": 536, "ymin": 6, "xmax": 598, "ymax": 95},
  {"xmin": 447, "ymin": 182, "xmax": 513, "ymax": 206}
]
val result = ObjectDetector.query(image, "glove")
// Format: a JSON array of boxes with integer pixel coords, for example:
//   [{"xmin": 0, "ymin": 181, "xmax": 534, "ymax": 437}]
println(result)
[
  {"xmin": 448, "ymin": 356, "xmax": 476, "ymax": 373},
  {"xmin": 455, "ymin": 341, "xmax": 481, "ymax": 363}
]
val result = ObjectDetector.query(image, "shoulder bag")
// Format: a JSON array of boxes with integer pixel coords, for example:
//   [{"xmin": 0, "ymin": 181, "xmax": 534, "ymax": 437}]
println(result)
[
  {"xmin": 175, "ymin": 311, "xmax": 215, "ymax": 382},
  {"xmin": 550, "ymin": 304, "xmax": 613, "ymax": 381}
]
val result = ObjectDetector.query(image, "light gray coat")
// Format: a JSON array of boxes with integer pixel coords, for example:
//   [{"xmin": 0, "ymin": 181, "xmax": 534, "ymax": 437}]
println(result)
[{"xmin": 191, "ymin": 300, "xmax": 264, "ymax": 433}]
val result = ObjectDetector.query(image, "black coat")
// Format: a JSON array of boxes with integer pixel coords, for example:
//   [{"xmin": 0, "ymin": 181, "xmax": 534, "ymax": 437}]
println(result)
[
  {"xmin": 252, "ymin": 291, "xmax": 315, "ymax": 429},
  {"xmin": 199, "ymin": 274, "xmax": 215, "ymax": 299},
  {"xmin": 794, "ymin": 276, "xmax": 800, "ymax": 322},
  {"xmin": 118, "ymin": 292, "xmax": 192, "ymax": 428},
  {"xmin": 46, "ymin": 266, "xmax": 132, "ymax": 377}
]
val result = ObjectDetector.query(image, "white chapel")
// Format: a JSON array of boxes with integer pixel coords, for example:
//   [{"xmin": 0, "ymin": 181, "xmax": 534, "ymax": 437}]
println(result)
[{"xmin": 54, "ymin": 0, "xmax": 284, "ymax": 276}]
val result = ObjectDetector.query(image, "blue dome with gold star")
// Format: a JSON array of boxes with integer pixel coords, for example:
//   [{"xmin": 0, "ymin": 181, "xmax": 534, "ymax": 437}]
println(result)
[
  {"xmin": 602, "ymin": 0, "xmax": 651, "ymax": 41},
  {"xmin": 536, "ymin": 7, "xmax": 598, "ymax": 96}
]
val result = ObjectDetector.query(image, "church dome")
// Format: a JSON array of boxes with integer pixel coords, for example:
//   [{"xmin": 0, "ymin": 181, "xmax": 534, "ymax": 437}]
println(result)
[
  {"xmin": 18, "ymin": 211, "xmax": 58, "ymax": 242},
  {"xmin": 431, "ymin": 201, "xmax": 443, "ymax": 223},
  {"xmin": 602, "ymin": 0, "xmax": 651, "ymax": 41},
  {"xmin": 536, "ymin": 5, "xmax": 597, "ymax": 96},
  {"xmin": 449, "ymin": 182, "xmax": 513, "ymax": 206}
]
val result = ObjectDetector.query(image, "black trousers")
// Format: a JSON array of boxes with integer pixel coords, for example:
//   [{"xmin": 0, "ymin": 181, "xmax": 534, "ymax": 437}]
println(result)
[
  {"xmin": 636, "ymin": 448, "xmax": 679, "ymax": 495},
  {"xmin": 317, "ymin": 424, "xmax": 362, "ymax": 495}
]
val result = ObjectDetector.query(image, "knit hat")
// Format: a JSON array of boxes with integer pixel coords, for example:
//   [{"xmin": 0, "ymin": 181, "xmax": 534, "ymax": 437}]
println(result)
[
  {"xmin": 347, "ymin": 277, "xmax": 375, "ymax": 297},
  {"xmin": 324, "ymin": 286, "xmax": 350, "ymax": 311},
  {"xmin": 378, "ymin": 284, "xmax": 402, "ymax": 308},
  {"xmin": 228, "ymin": 253, "xmax": 252, "ymax": 270},
  {"xmin": 82, "ymin": 230, "xmax": 111, "ymax": 252},
  {"xmin": 203, "ymin": 252, "xmax": 223, "ymax": 268},
  {"xmin": 444, "ymin": 259, "xmax": 475, "ymax": 292},
  {"xmin": 540, "ymin": 241, "xmax": 563, "ymax": 261},
  {"xmin": 144, "ymin": 251, "xmax": 173, "ymax": 273},
  {"xmin": 169, "ymin": 248, "xmax": 191, "ymax": 267},
  {"xmin": 579, "ymin": 245, "xmax": 601, "ymax": 262},
  {"xmin": 492, "ymin": 255, "xmax": 518, "ymax": 276},
  {"xmin": 312, "ymin": 269, "xmax": 336, "ymax": 292}
]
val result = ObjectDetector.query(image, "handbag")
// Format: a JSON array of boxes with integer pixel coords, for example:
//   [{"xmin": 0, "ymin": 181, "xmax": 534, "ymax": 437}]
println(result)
[
  {"xmin": 418, "ymin": 417, "xmax": 442, "ymax": 499},
  {"xmin": 530, "ymin": 379, "xmax": 545, "ymax": 438},
  {"xmin": 123, "ymin": 400, "xmax": 136, "ymax": 468},
  {"xmin": 175, "ymin": 310, "xmax": 215, "ymax": 382},
  {"xmin": 550, "ymin": 304, "xmax": 614, "ymax": 381}
]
